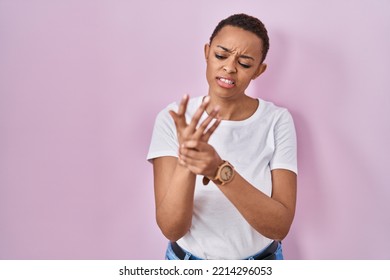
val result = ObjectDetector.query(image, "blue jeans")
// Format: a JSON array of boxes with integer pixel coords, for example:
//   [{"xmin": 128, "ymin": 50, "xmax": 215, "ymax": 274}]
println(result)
[{"xmin": 165, "ymin": 241, "xmax": 284, "ymax": 260}]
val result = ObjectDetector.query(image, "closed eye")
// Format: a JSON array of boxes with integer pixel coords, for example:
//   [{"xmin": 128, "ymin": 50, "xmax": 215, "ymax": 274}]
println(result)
[
  {"xmin": 238, "ymin": 62, "xmax": 251, "ymax": 68},
  {"xmin": 215, "ymin": 53, "xmax": 252, "ymax": 68},
  {"xmin": 215, "ymin": 54, "xmax": 226, "ymax": 60}
]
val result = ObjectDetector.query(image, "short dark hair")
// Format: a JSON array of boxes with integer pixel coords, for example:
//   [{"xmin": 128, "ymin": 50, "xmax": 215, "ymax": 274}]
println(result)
[{"xmin": 209, "ymin": 13, "xmax": 270, "ymax": 63}]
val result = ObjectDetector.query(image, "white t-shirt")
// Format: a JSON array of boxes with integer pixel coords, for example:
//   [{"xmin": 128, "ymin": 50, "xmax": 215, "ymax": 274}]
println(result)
[{"xmin": 147, "ymin": 96, "xmax": 297, "ymax": 259}]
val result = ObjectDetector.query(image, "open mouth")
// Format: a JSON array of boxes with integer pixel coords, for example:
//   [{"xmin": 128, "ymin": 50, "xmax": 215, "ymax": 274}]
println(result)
[{"xmin": 217, "ymin": 77, "xmax": 235, "ymax": 85}]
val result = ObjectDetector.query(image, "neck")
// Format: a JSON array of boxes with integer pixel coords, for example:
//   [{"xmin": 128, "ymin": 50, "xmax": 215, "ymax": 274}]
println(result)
[{"xmin": 206, "ymin": 94, "xmax": 258, "ymax": 121}]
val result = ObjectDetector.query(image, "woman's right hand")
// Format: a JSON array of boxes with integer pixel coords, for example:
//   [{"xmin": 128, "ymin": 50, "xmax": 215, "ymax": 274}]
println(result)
[
  {"xmin": 169, "ymin": 94, "xmax": 221, "ymax": 147},
  {"xmin": 154, "ymin": 95, "xmax": 221, "ymax": 241}
]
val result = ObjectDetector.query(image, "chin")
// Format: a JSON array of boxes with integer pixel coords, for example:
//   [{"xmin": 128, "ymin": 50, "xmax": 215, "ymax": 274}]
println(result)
[{"xmin": 212, "ymin": 87, "xmax": 244, "ymax": 99}]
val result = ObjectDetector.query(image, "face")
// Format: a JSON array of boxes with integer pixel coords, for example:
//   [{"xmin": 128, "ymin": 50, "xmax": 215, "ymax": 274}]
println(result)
[{"xmin": 204, "ymin": 25, "xmax": 267, "ymax": 99}]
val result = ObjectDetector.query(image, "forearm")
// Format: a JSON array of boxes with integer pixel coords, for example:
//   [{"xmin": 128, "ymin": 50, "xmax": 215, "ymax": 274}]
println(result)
[
  {"xmin": 216, "ymin": 172, "xmax": 296, "ymax": 240},
  {"xmin": 156, "ymin": 162, "xmax": 196, "ymax": 241}
]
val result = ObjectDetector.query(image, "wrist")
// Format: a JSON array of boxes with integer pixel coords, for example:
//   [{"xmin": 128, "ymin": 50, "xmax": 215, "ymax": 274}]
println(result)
[
  {"xmin": 203, "ymin": 160, "xmax": 235, "ymax": 186},
  {"xmin": 176, "ymin": 159, "xmax": 195, "ymax": 176},
  {"xmin": 209, "ymin": 159, "xmax": 224, "ymax": 178}
]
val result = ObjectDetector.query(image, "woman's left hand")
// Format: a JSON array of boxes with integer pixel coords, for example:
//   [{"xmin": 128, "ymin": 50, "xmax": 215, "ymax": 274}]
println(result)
[{"xmin": 179, "ymin": 139, "xmax": 223, "ymax": 178}]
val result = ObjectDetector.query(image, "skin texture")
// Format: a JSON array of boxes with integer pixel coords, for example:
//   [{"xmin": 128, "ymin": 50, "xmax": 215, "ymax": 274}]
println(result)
[{"xmin": 153, "ymin": 25, "xmax": 297, "ymax": 242}]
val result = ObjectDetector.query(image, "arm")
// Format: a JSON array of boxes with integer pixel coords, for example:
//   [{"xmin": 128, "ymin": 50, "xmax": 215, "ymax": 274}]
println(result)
[
  {"xmin": 153, "ymin": 156, "xmax": 196, "ymax": 241},
  {"xmin": 180, "ymin": 140, "xmax": 297, "ymax": 241},
  {"xmin": 152, "ymin": 95, "xmax": 221, "ymax": 241},
  {"xmin": 216, "ymin": 168, "xmax": 296, "ymax": 240}
]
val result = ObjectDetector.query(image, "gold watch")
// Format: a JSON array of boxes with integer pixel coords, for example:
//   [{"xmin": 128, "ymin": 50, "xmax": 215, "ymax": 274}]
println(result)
[{"xmin": 203, "ymin": 161, "xmax": 235, "ymax": 186}]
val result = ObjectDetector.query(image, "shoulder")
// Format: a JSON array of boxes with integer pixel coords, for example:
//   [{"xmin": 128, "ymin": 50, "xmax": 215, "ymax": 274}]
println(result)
[
  {"xmin": 260, "ymin": 99, "xmax": 290, "ymax": 116},
  {"xmin": 258, "ymin": 99, "xmax": 294, "ymax": 125}
]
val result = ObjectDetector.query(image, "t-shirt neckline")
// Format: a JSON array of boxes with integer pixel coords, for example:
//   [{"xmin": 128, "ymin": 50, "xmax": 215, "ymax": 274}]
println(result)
[{"xmin": 197, "ymin": 95, "xmax": 265, "ymax": 126}]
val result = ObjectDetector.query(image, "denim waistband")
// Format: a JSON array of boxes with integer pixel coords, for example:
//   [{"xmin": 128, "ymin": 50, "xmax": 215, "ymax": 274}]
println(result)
[{"xmin": 168, "ymin": 241, "xmax": 280, "ymax": 260}]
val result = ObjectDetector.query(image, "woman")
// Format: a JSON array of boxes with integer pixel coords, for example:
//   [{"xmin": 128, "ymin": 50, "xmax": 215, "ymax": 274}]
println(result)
[{"xmin": 147, "ymin": 13, "xmax": 297, "ymax": 260}]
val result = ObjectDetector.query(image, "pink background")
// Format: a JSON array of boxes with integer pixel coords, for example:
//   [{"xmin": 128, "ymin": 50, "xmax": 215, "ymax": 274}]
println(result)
[{"xmin": 1, "ymin": 0, "xmax": 389, "ymax": 259}]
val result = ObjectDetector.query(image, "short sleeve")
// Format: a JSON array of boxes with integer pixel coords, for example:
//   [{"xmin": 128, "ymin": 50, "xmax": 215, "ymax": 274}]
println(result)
[
  {"xmin": 269, "ymin": 110, "xmax": 298, "ymax": 174},
  {"xmin": 146, "ymin": 106, "xmax": 179, "ymax": 162}
]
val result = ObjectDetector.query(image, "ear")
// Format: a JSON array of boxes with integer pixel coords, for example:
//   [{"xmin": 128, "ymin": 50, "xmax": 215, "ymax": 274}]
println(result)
[
  {"xmin": 252, "ymin": 63, "xmax": 267, "ymax": 80},
  {"xmin": 204, "ymin": 43, "xmax": 210, "ymax": 61}
]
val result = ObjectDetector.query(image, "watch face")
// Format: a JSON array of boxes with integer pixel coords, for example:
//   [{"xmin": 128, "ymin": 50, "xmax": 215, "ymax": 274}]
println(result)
[{"xmin": 221, "ymin": 165, "xmax": 233, "ymax": 181}]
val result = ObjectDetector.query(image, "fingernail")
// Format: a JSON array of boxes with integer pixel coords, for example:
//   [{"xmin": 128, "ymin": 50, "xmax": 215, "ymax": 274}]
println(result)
[
  {"xmin": 204, "ymin": 96, "xmax": 210, "ymax": 103},
  {"xmin": 214, "ymin": 105, "xmax": 220, "ymax": 111}
]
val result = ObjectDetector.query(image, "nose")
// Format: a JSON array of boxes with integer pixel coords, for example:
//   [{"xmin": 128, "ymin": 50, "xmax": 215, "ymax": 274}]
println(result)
[{"xmin": 223, "ymin": 58, "xmax": 237, "ymax": 73}]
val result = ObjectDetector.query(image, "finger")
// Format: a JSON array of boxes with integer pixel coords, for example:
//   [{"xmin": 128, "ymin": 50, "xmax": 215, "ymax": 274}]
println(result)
[
  {"xmin": 177, "ymin": 94, "xmax": 189, "ymax": 116},
  {"xmin": 180, "ymin": 146, "xmax": 201, "ymax": 159},
  {"xmin": 180, "ymin": 146, "xmax": 216, "ymax": 167},
  {"xmin": 177, "ymin": 155, "xmax": 187, "ymax": 166},
  {"xmin": 187, "ymin": 96, "xmax": 210, "ymax": 132},
  {"xmin": 169, "ymin": 110, "xmax": 186, "ymax": 130},
  {"xmin": 178, "ymin": 155, "xmax": 204, "ymax": 173},
  {"xmin": 194, "ymin": 106, "xmax": 220, "ymax": 139},
  {"xmin": 169, "ymin": 94, "xmax": 190, "ymax": 128},
  {"xmin": 203, "ymin": 117, "xmax": 222, "ymax": 142},
  {"xmin": 180, "ymin": 154, "xmax": 213, "ymax": 176}
]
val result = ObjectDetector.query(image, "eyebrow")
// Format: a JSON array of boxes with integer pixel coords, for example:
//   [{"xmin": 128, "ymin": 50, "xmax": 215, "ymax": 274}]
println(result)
[{"xmin": 216, "ymin": 45, "xmax": 255, "ymax": 61}]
